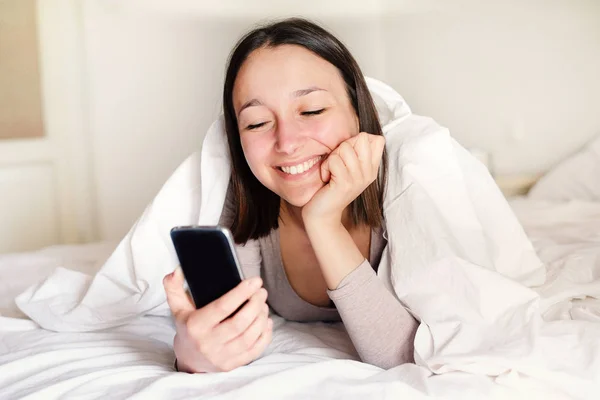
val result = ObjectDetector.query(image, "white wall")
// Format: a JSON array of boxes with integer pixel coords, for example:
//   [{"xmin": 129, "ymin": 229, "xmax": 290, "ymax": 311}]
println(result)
[
  {"xmin": 382, "ymin": 0, "xmax": 600, "ymax": 174},
  {"xmin": 79, "ymin": 0, "xmax": 600, "ymax": 242},
  {"xmin": 81, "ymin": 1, "xmax": 388, "ymax": 240}
]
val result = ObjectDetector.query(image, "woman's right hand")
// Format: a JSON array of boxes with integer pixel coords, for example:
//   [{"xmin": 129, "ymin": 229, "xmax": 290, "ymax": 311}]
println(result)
[{"xmin": 163, "ymin": 268, "xmax": 273, "ymax": 373}]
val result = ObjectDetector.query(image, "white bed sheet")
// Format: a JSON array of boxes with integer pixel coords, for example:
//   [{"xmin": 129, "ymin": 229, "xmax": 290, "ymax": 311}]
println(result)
[
  {"xmin": 1, "ymin": 199, "xmax": 599, "ymax": 399},
  {"xmin": 509, "ymin": 198, "xmax": 600, "ymax": 322},
  {"xmin": 0, "ymin": 242, "xmax": 116, "ymax": 320}
]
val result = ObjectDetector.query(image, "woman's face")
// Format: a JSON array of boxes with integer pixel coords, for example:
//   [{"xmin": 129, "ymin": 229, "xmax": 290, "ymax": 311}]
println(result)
[{"xmin": 232, "ymin": 44, "xmax": 359, "ymax": 207}]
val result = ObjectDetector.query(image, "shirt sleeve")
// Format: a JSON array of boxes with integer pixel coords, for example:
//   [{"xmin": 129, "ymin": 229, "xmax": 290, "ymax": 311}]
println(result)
[{"xmin": 327, "ymin": 259, "xmax": 418, "ymax": 369}]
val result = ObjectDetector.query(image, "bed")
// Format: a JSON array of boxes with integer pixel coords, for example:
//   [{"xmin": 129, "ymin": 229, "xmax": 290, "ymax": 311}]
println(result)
[{"xmin": 1, "ymin": 137, "xmax": 599, "ymax": 399}]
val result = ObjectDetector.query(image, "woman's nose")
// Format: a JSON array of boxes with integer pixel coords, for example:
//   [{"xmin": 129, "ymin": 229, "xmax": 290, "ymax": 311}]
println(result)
[{"xmin": 274, "ymin": 120, "xmax": 304, "ymax": 155}]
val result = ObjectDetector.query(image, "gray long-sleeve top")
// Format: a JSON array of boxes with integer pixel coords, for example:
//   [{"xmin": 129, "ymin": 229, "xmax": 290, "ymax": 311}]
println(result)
[{"xmin": 222, "ymin": 193, "xmax": 418, "ymax": 369}]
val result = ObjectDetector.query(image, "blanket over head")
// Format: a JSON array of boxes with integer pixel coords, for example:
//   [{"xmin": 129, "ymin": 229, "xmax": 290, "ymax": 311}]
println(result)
[{"xmin": 17, "ymin": 78, "xmax": 600, "ymax": 394}]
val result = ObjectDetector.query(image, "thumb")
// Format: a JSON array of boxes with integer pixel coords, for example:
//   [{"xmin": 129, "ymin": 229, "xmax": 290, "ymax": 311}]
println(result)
[{"xmin": 163, "ymin": 267, "xmax": 195, "ymax": 321}]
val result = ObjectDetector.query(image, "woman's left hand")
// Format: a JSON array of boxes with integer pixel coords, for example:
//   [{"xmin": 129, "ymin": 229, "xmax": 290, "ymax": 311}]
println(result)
[{"xmin": 302, "ymin": 131, "xmax": 385, "ymax": 229}]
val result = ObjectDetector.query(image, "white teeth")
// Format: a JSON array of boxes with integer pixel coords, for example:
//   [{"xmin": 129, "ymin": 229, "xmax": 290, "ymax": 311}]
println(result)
[{"xmin": 279, "ymin": 156, "xmax": 321, "ymax": 175}]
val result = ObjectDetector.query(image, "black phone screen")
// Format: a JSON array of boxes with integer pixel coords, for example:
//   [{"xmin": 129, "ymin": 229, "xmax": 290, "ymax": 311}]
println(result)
[{"xmin": 170, "ymin": 226, "xmax": 243, "ymax": 310}]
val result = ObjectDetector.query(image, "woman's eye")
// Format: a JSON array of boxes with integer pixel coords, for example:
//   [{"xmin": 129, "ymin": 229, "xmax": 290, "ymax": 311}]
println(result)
[
  {"xmin": 247, "ymin": 122, "xmax": 267, "ymax": 130},
  {"xmin": 301, "ymin": 108, "xmax": 325, "ymax": 116}
]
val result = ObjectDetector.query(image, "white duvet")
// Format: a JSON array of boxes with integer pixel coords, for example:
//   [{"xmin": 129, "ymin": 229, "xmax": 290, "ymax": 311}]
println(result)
[{"xmin": 2, "ymin": 78, "xmax": 600, "ymax": 399}]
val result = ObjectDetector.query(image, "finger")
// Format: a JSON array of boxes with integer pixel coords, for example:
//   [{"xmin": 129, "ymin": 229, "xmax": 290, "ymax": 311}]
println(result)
[
  {"xmin": 337, "ymin": 141, "xmax": 362, "ymax": 180},
  {"xmin": 225, "ymin": 318, "xmax": 274, "ymax": 370},
  {"xmin": 320, "ymin": 157, "xmax": 331, "ymax": 183},
  {"xmin": 342, "ymin": 133, "xmax": 361, "ymax": 147},
  {"xmin": 342, "ymin": 131, "xmax": 374, "ymax": 146},
  {"xmin": 321, "ymin": 134, "xmax": 360, "ymax": 182},
  {"xmin": 163, "ymin": 267, "xmax": 195, "ymax": 321},
  {"xmin": 370, "ymin": 135, "xmax": 386, "ymax": 170},
  {"xmin": 224, "ymin": 303, "xmax": 269, "ymax": 355},
  {"xmin": 201, "ymin": 277, "xmax": 263, "ymax": 328},
  {"xmin": 353, "ymin": 133, "xmax": 372, "ymax": 175},
  {"xmin": 211, "ymin": 287, "xmax": 268, "ymax": 342},
  {"xmin": 365, "ymin": 132, "xmax": 380, "ymax": 144},
  {"xmin": 327, "ymin": 153, "xmax": 351, "ymax": 184}
]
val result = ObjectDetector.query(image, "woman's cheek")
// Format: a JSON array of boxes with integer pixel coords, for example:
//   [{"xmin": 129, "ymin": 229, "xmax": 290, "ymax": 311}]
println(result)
[
  {"xmin": 241, "ymin": 135, "xmax": 272, "ymax": 182},
  {"xmin": 309, "ymin": 116, "xmax": 354, "ymax": 150}
]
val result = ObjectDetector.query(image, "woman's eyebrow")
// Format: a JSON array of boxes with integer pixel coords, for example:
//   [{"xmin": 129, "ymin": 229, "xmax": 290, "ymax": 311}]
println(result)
[
  {"xmin": 238, "ymin": 99, "xmax": 262, "ymax": 117},
  {"xmin": 293, "ymin": 86, "xmax": 326, "ymax": 97}
]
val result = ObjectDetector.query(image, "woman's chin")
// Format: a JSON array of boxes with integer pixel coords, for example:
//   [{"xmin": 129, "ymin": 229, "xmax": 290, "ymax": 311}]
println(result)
[
  {"xmin": 282, "ymin": 195, "xmax": 310, "ymax": 209},
  {"xmin": 281, "ymin": 186, "xmax": 322, "ymax": 208}
]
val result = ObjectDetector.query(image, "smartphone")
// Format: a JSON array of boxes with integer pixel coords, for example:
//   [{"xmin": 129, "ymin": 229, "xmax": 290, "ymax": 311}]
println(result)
[{"xmin": 170, "ymin": 226, "xmax": 245, "ymax": 312}]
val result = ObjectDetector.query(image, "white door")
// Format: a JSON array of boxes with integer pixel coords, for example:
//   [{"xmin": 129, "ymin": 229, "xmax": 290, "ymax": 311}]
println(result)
[{"xmin": 0, "ymin": 0, "xmax": 96, "ymax": 253}]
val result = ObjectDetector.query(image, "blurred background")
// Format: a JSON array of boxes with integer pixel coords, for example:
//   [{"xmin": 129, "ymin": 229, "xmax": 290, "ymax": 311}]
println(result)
[{"xmin": 0, "ymin": 0, "xmax": 599, "ymax": 253}]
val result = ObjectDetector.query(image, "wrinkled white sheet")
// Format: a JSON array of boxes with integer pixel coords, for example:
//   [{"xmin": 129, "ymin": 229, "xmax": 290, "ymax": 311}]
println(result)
[
  {"xmin": 1, "ymin": 200, "xmax": 599, "ymax": 399},
  {"xmin": 0, "ymin": 242, "xmax": 115, "ymax": 319},
  {"xmin": 510, "ymin": 198, "xmax": 600, "ymax": 322}
]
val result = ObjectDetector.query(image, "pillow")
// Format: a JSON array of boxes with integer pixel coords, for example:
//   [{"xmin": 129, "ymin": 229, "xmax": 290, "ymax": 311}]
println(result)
[{"xmin": 528, "ymin": 135, "xmax": 600, "ymax": 202}]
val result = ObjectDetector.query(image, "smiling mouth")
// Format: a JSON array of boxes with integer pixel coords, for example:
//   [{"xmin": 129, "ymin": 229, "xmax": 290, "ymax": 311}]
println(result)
[{"xmin": 277, "ymin": 156, "xmax": 323, "ymax": 175}]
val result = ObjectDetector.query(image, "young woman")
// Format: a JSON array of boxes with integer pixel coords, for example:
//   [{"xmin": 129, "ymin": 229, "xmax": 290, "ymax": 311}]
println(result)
[{"xmin": 163, "ymin": 17, "xmax": 418, "ymax": 373}]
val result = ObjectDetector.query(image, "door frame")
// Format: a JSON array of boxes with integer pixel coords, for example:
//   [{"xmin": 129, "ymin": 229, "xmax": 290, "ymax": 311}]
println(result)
[{"xmin": 0, "ymin": 0, "xmax": 98, "ymax": 245}]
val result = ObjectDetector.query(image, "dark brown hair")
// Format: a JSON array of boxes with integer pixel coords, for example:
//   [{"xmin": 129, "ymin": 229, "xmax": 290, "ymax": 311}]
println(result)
[{"xmin": 222, "ymin": 17, "xmax": 387, "ymax": 243}]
